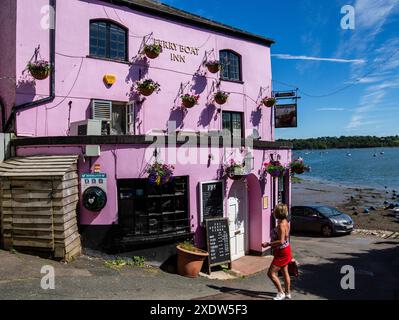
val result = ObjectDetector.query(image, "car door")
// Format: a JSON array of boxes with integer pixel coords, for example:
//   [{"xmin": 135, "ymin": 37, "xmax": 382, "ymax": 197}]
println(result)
[
  {"xmin": 290, "ymin": 207, "xmax": 305, "ymax": 232},
  {"xmin": 303, "ymin": 208, "xmax": 322, "ymax": 232}
]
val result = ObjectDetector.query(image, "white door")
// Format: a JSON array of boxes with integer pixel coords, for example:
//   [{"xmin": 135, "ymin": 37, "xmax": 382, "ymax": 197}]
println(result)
[{"xmin": 228, "ymin": 185, "xmax": 247, "ymax": 261}]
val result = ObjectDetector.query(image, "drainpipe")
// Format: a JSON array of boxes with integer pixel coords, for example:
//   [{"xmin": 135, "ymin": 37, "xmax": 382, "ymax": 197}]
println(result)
[
  {"xmin": 0, "ymin": 98, "xmax": 5, "ymax": 132},
  {"xmin": 4, "ymin": 0, "xmax": 56, "ymax": 133}
]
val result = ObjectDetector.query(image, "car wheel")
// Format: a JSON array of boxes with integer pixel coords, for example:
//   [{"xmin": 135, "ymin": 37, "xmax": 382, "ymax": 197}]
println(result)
[{"xmin": 321, "ymin": 225, "xmax": 333, "ymax": 237}]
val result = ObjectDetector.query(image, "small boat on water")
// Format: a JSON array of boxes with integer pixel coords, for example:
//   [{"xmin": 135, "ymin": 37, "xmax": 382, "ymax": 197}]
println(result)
[
  {"xmin": 347, "ymin": 153, "xmax": 352, "ymax": 157},
  {"xmin": 380, "ymin": 152, "xmax": 385, "ymax": 155}
]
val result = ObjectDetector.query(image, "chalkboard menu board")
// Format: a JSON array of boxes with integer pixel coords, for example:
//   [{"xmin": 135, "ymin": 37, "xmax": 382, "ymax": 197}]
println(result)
[
  {"xmin": 200, "ymin": 181, "xmax": 224, "ymax": 222},
  {"xmin": 205, "ymin": 218, "xmax": 231, "ymax": 269}
]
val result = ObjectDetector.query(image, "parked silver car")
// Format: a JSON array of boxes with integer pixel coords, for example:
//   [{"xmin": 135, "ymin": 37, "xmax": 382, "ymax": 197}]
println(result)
[{"xmin": 290, "ymin": 206, "xmax": 354, "ymax": 237}]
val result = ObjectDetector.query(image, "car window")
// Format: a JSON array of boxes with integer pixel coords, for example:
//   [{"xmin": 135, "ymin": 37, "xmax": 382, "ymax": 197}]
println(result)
[
  {"xmin": 291, "ymin": 207, "xmax": 304, "ymax": 217},
  {"xmin": 317, "ymin": 206, "xmax": 342, "ymax": 217},
  {"xmin": 304, "ymin": 208, "xmax": 318, "ymax": 217}
]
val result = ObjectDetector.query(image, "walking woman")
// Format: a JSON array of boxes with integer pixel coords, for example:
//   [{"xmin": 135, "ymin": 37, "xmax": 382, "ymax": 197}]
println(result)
[{"xmin": 262, "ymin": 204, "xmax": 292, "ymax": 300}]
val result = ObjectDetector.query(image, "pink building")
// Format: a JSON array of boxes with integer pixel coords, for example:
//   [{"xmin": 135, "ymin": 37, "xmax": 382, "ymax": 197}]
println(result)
[{"xmin": 0, "ymin": 0, "xmax": 292, "ymax": 262}]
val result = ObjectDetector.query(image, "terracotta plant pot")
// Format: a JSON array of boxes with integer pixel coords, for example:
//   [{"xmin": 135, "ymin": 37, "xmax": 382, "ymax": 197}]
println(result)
[
  {"xmin": 176, "ymin": 245, "xmax": 209, "ymax": 278},
  {"xmin": 215, "ymin": 95, "xmax": 228, "ymax": 105},
  {"xmin": 144, "ymin": 48, "xmax": 160, "ymax": 59},
  {"xmin": 138, "ymin": 87, "xmax": 155, "ymax": 96},
  {"xmin": 206, "ymin": 64, "xmax": 220, "ymax": 73},
  {"xmin": 30, "ymin": 68, "xmax": 50, "ymax": 80},
  {"xmin": 182, "ymin": 99, "xmax": 196, "ymax": 109}
]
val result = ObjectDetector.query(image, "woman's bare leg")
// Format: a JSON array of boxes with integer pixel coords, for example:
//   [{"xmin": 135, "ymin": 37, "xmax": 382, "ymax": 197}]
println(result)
[
  {"xmin": 268, "ymin": 265, "xmax": 284, "ymax": 293},
  {"xmin": 282, "ymin": 265, "xmax": 291, "ymax": 294}
]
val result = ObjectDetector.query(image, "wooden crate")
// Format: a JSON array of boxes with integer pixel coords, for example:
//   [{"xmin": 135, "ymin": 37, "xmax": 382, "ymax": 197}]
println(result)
[{"xmin": 0, "ymin": 156, "xmax": 81, "ymax": 262}]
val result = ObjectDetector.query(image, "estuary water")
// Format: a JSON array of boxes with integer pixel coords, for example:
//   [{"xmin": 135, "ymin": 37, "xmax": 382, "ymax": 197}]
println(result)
[{"xmin": 294, "ymin": 147, "xmax": 399, "ymax": 191}]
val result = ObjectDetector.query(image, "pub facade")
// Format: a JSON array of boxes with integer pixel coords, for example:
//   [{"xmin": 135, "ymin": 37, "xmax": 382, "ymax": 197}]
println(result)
[{"xmin": 0, "ymin": 0, "xmax": 292, "ymax": 262}]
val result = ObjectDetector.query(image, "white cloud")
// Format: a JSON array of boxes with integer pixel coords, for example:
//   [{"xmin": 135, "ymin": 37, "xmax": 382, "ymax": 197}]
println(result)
[
  {"xmin": 271, "ymin": 54, "xmax": 365, "ymax": 64},
  {"xmin": 316, "ymin": 108, "xmax": 345, "ymax": 111}
]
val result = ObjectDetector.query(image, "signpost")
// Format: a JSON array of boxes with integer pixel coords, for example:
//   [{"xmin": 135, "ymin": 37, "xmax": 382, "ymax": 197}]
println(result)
[{"xmin": 205, "ymin": 218, "xmax": 232, "ymax": 274}]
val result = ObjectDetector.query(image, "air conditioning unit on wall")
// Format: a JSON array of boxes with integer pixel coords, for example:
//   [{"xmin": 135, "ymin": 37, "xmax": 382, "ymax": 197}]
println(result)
[{"xmin": 69, "ymin": 119, "xmax": 103, "ymax": 136}]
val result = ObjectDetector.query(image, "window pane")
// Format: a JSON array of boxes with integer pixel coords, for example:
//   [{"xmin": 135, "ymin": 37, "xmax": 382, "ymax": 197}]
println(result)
[
  {"xmin": 111, "ymin": 104, "xmax": 126, "ymax": 135},
  {"xmin": 222, "ymin": 112, "xmax": 231, "ymax": 133},
  {"xmin": 219, "ymin": 50, "xmax": 241, "ymax": 81},
  {"xmin": 220, "ymin": 51, "xmax": 230, "ymax": 79},
  {"xmin": 232, "ymin": 113, "xmax": 242, "ymax": 137},
  {"xmin": 90, "ymin": 21, "xmax": 127, "ymax": 60},
  {"xmin": 110, "ymin": 24, "xmax": 126, "ymax": 60}
]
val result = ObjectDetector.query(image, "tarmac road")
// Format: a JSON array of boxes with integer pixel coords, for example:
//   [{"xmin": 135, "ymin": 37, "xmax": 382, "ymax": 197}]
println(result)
[{"xmin": 0, "ymin": 234, "xmax": 398, "ymax": 300}]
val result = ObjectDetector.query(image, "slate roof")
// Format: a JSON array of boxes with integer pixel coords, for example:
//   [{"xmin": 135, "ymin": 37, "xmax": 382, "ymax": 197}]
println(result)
[{"xmin": 100, "ymin": 0, "xmax": 274, "ymax": 46}]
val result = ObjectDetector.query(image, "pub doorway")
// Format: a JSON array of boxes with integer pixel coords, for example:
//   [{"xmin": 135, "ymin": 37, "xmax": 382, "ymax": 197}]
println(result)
[{"xmin": 227, "ymin": 179, "xmax": 248, "ymax": 261}]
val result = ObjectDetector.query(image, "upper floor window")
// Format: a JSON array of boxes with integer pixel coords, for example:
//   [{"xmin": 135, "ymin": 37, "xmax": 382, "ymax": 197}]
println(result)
[
  {"xmin": 90, "ymin": 20, "xmax": 128, "ymax": 61},
  {"xmin": 220, "ymin": 50, "xmax": 242, "ymax": 82},
  {"xmin": 222, "ymin": 111, "xmax": 244, "ymax": 139}
]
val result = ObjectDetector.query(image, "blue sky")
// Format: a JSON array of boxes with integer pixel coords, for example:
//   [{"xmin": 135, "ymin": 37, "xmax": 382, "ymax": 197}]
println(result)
[{"xmin": 160, "ymin": 0, "xmax": 399, "ymax": 139}]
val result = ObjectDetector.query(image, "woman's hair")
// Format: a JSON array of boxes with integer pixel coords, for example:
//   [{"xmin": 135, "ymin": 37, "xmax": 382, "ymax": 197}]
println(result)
[{"xmin": 274, "ymin": 204, "xmax": 289, "ymax": 220}]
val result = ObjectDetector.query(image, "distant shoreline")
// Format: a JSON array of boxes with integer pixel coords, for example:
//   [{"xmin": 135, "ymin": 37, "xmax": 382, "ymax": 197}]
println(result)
[
  {"xmin": 294, "ymin": 146, "xmax": 399, "ymax": 151},
  {"xmin": 293, "ymin": 175, "xmax": 391, "ymax": 193},
  {"xmin": 278, "ymin": 136, "xmax": 399, "ymax": 150}
]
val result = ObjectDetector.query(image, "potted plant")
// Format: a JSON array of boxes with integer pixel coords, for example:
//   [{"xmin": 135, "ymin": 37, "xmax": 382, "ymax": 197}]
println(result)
[
  {"xmin": 181, "ymin": 93, "xmax": 200, "ymax": 108},
  {"xmin": 143, "ymin": 43, "xmax": 163, "ymax": 59},
  {"xmin": 224, "ymin": 159, "xmax": 246, "ymax": 180},
  {"xmin": 147, "ymin": 161, "xmax": 175, "ymax": 186},
  {"xmin": 176, "ymin": 241, "xmax": 209, "ymax": 278},
  {"xmin": 262, "ymin": 97, "xmax": 276, "ymax": 108},
  {"xmin": 264, "ymin": 160, "xmax": 288, "ymax": 178},
  {"xmin": 289, "ymin": 157, "xmax": 310, "ymax": 175},
  {"xmin": 135, "ymin": 79, "xmax": 161, "ymax": 96},
  {"xmin": 214, "ymin": 91, "xmax": 229, "ymax": 105},
  {"xmin": 27, "ymin": 60, "xmax": 51, "ymax": 80},
  {"xmin": 205, "ymin": 60, "xmax": 220, "ymax": 73}
]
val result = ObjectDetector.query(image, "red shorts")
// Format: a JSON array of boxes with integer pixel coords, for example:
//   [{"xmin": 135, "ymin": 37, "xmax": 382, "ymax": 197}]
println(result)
[{"xmin": 272, "ymin": 244, "xmax": 292, "ymax": 267}]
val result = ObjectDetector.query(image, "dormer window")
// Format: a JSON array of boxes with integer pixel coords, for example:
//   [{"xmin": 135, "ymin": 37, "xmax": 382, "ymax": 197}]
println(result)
[
  {"xmin": 220, "ymin": 50, "xmax": 242, "ymax": 82},
  {"xmin": 90, "ymin": 20, "xmax": 128, "ymax": 61}
]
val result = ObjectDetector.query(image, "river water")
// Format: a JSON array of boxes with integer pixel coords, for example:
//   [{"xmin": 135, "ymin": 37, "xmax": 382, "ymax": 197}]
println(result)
[{"xmin": 294, "ymin": 147, "xmax": 399, "ymax": 191}]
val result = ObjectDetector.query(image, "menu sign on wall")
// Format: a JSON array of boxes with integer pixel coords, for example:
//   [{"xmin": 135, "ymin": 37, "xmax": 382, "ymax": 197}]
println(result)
[
  {"xmin": 199, "ymin": 181, "xmax": 224, "ymax": 223},
  {"xmin": 205, "ymin": 218, "xmax": 231, "ymax": 272}
]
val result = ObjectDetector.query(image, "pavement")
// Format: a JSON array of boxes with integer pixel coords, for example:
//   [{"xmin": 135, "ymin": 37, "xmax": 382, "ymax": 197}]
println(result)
[{"xmin": 0, "ymin": 234, "xmax": 398, "ymax": 300}]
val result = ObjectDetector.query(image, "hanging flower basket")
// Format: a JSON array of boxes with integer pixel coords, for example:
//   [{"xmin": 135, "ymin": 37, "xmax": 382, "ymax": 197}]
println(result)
[
  {"xmin": 205, "ymin": 60, "xmax": 220, "ymax": 73},
  {"xmin": 224, "ymin": 159, "xmax": 246, "ymax": 180},
  {"xmin": 264, "ymin": 160, "xmax": 288, "ymax": 178},
  {"xmin": 214, "ymin": 91, "xmax": 229, "ymax": 105},
  {"xmin": 143, "ymin": 44, "xmax": 163, "ymax": 59},
  {"xmin": 135, "ymin": 79, "xmax": 160, "ymax": 96},
  {"xmin": 147, "ymin": 161, "xmax": 175, "ymax": 186},
  {"xmin": 262, "ymin": 97, "xmax": 276, "ymax": 108},
  {"xmin": 181, "ymin": 94, "xmax": 200, "ymax": 108},
  {"xmin": 27, "ymin": 60, "xmax": 50, "ymax": 80},
  {"xmin": 289, "ymin": 157, "xmax": 310, "ymax": 175}
]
